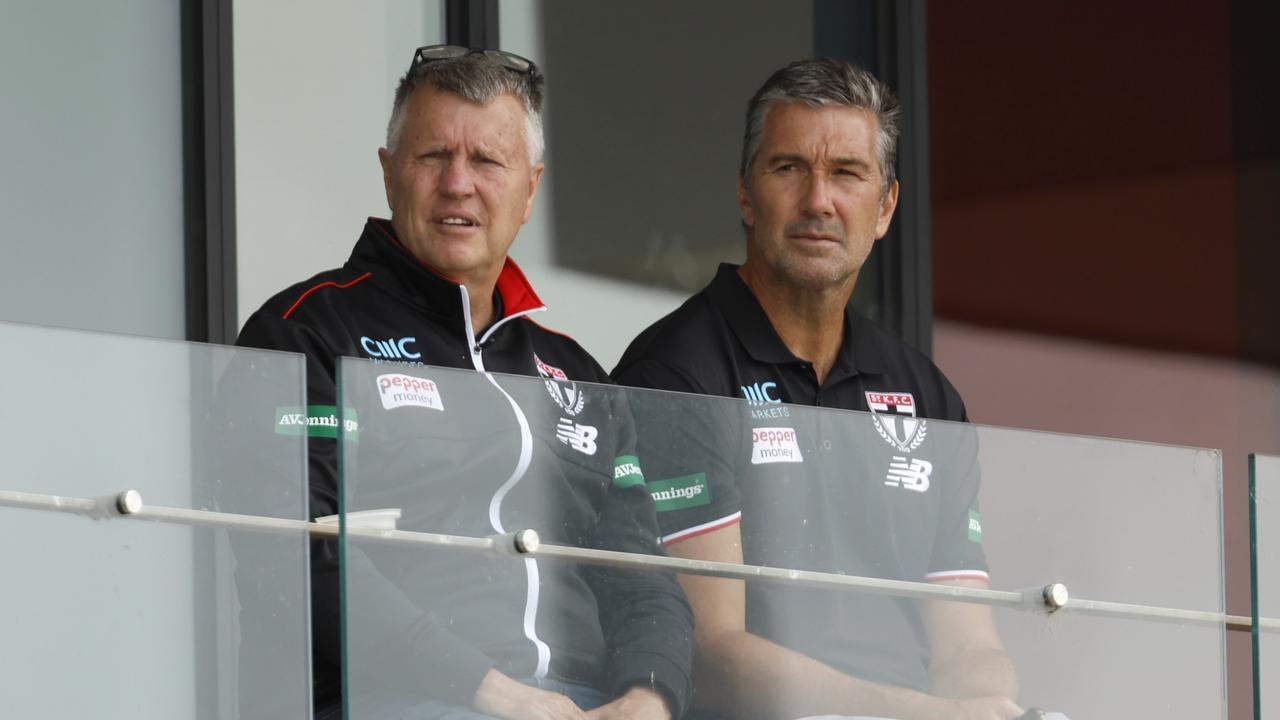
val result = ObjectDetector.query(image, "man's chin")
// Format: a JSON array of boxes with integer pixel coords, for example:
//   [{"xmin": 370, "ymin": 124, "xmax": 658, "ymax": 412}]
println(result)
[
  {"xmin": 772, "ymin": 258, "xmax": 854, "ymax": 290},
  {"xmin": 403, "ymin": 243, "xmax": 492, "ymax": 281}
]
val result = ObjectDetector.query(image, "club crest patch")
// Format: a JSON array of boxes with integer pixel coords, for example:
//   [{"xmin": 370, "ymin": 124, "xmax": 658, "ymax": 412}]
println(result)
[
  {"xmin": 865, "ymin": 391, "xmax": 927, "ymax": 452},
  {"xmin": 535, "ymin": 354, "xmax": 585, "ymax": 416}
]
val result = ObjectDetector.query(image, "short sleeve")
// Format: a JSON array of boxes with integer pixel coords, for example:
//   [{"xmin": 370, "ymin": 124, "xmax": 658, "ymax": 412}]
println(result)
[
  {"xmin": 612, "ymin": 359, "xmax": 745, "ymax": 544},
  {"xmin": 924, "ymin": 420, "xmax": 990, "ymax": 583}
]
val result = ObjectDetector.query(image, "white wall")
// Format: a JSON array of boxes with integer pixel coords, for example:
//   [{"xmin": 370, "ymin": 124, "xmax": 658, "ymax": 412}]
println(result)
[
  {"xmin": 0, "ymin": 0, "xmax": 185, "ymax": 339},
  {"xmin": 1, "ymin": 324, "xmax": 196, "ymax": 716},
  {"xmin": 234, "ymin": 0, "xmax": 444, "ymax": 324},
  {"xmin": 233, "ymin": 2, "xmax": 689, "ymax": 368},
  {"xmin": 934, "ymin": 320, "xmax": 1280, "ymax": 466}
]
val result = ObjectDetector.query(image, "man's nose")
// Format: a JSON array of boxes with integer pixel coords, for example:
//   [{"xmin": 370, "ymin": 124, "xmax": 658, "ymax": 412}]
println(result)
[
  {"xmin": 439, "ymin": 156, "xmax": 476, "ymax": 197},
  {"xmin": 801, "ymin": 174, "xmax": 836, "ymax": 216}
]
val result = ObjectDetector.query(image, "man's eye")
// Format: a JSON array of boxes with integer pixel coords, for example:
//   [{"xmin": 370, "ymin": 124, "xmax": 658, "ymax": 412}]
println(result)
[{"xmin": 775, "ymin": 164, "xmax": 797, "ymax": 173}]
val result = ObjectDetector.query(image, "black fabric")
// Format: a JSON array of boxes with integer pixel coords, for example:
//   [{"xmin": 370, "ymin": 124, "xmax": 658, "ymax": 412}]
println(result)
[
  {"xmin": 235, "ymin": 218, "xmax": 692, "ymax": 717},
  {"xmin": 613, "ymin": 263, "xmax": 987, "ymax": 693}
]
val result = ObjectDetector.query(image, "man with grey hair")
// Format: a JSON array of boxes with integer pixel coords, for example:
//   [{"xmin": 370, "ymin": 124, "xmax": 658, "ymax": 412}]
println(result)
[
  {"xmin": 614, "ymin": 58, "xmax": 1022, "ymax": 719},
  {"xmin": 237, "ymin": 46, "xmax": 691, "ymax": 720}
]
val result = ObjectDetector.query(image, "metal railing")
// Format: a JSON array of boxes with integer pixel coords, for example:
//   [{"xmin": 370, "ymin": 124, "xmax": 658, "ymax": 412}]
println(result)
[{"xmin": 3, "ymin": 486, "xmax": 1271, "ymax": 632}]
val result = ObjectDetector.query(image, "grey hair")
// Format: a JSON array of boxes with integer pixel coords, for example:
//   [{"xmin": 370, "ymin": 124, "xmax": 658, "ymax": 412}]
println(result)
[
  {"xmin": 385, "ymin": 52, "xmax": 546, "ymax": 165},
  {"xmin": 740, "ymin": 58, "xmax": 900, "ymax": 197}
]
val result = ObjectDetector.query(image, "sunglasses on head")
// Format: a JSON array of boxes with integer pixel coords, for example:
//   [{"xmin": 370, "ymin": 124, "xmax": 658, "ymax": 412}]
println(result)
[{"xmin": 410, "ymin": 44, "xmax": 536, "ymax": 75}]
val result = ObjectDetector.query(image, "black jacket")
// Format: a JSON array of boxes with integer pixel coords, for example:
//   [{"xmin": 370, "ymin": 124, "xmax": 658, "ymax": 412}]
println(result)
[{"xmin": 235, "ymin": 218, "xmax": 692, "ymax": 716}]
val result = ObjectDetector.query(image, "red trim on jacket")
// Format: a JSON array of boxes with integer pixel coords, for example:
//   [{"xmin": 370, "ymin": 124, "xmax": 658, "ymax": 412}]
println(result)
[
  {"xmin": 495, "ymin": 257, "xmax": 546, "ymax": 317},
  {"xmin": 282, "ymin": 272, "xmax": 374, "ymax": 320},
  {"xmin": 369, "ymin": 217, "xmax": 546, "ymax": 319}
]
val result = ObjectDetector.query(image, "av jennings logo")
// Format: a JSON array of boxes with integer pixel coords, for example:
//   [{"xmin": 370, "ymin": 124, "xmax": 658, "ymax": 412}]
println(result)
[
  {"xmin": 648, "ymin": 473, "xmax": 710, "ymax": 512},
  {"xmin": 968, "ymin": 509, "xmax": 983, "ymax": 543},
  {"xmin": 275, "ymin": 405, "xmax": 359, "ymax": 441},
  {"xmin": 613, "ymin": 455, "xmax": 645, "ymax": 489}
]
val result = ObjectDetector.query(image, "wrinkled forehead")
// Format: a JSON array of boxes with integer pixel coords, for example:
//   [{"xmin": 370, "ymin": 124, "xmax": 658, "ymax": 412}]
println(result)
[
  {"xmin": 758, "ymin": 101, "xmax": 880, "ymax": 161},
  {"xmin": 400, "ymin": 85, "xmax": 530, "ymax": 151}
]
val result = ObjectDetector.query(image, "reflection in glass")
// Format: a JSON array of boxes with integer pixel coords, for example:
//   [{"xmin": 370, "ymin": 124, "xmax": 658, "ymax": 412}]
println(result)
[
  {"xmin": 338, "ymin": 359, "xmax": 691, "ymax": 719},
  {"xmin": 0, "ymin": 322, "xmax": 311, "ymax": 718},
  {"xmin": 338, "ymin": 362, "xmax": 1225, "ymax": 719},
  {"xmin": 1252, "ymin": 453, "xmax": 1280, "ymax": 718}
]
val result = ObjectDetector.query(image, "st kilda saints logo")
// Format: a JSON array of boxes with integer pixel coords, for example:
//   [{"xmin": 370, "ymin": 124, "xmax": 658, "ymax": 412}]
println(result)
[
  {"xmin": 535, "ymin": 354, "xmax": 585, "ymax": 416},
  {"xmin": 865, "ymin": 391, "xmax": 927, "ymax": 453}
]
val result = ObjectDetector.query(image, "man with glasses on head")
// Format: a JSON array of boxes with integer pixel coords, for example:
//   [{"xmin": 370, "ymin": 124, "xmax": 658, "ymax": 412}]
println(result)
[
  {"xmin": 614, "ymin": 59, "xmax": 1022, "ymax": 720},
  {"xmin": 236, "ymin": 46, "xmax": 691, "ymax": 720}
]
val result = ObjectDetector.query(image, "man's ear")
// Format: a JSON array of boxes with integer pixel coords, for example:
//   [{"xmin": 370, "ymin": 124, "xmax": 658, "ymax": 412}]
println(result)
[
  {"xmin": 378, "ymin": 147, "xmax": 394, "ymax": 211},
  {"xmin": 875, "ymin": 180, "xmax": 900, "ymax": 239},
  {"xmin": 737, "ymin": 175, "xmax": 754, "ymax": 228},
  {"xmin": 521, "ymin": 163, "xmax": 544, "ymax": 225}
]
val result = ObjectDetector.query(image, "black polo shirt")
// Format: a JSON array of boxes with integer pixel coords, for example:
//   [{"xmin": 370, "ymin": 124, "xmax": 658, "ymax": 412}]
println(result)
[{"xmin": 612, "ymin": 263, "xmax": 987, "ymax": 693}]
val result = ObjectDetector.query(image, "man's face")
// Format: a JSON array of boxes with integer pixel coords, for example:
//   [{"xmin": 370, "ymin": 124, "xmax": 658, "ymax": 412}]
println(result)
[
  {"xmin": 738, "ymin": 102, "xmax": 899, "ymax": 290},
  {"xmin": 379, "ymin": 85, "xmax": 543, "ymax": 288}
]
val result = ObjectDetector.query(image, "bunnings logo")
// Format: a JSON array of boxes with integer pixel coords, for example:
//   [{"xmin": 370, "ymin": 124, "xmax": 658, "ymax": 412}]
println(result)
[
  {"xmin": 648, "ymin": 473, "xmax": 709, "ymax": 512},
  {"xmin": 275, "ymin": 405, "xmax": 359, "ymax": 441},
  {"xmin": 613, "ymin": 455, "xmax": 645, "ymax": 489},
  {"xmin": 968, "ymin": 509, "xmax": 983, "ymax": 543}
]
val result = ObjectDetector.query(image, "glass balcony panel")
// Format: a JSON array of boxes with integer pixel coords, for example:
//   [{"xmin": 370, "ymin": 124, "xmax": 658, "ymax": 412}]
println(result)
[
  {"xmin": 1253, "ymin": 453, "xmax": 1280, "ymax": 718},
  {"xmin": 0, "ymin": 321, "xmax": 311, "ymax": 719},
  {"xmin": 338, "ymin": 360, "xmax": 1224, "ymax": 719}
]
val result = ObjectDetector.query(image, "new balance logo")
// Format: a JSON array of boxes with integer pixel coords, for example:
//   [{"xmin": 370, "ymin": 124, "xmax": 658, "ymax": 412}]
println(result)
[
  {"xmin": 556, "ymin": 419, "xmax": 598, "ymax": 456},
  {"xmin": 885, "ymin": 455, "xmax": 932, "ymax": 492}
]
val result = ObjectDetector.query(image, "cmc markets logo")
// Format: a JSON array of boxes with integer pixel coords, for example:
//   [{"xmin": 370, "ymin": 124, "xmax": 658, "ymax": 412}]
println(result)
[
  {"xmin": 361, "ymin": 336, "xmax": 421, "ymax": 360},
  {"xmin": 377, "ymin": 373, "xmax": 444, "ymax": 411},
  {"xmin": 740, "ymin": 381, "xmax": 781, "ymax": 406}
]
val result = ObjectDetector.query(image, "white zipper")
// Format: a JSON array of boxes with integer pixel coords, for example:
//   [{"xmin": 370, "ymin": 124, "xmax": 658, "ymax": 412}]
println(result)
[
  {"xmin": 459, "ymin": 284, "xmax": 552, "ymax": 678},
  {"xmin": 459, "ymin": 284, "xmax": 547, "ymax": 371}
]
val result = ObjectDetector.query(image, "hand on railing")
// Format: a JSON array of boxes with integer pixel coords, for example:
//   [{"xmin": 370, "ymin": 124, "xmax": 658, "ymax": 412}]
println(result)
[
  {"xmin": 1016, "ymin": 708, "xmax": 1071, "ymax": 720},
  {"xmin": 946, "ymin": 695, "xmax": 1025, "ymax": 719},
  {"xmin": 584, "ymin": 686, "xmax": 670, "ymax": 720},
  {"xmin": 473, "ymin": 669, "xmax": 588, "ymax": 720}
]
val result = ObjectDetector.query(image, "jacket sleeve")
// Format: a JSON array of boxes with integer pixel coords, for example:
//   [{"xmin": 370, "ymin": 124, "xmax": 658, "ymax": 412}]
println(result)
[
  {"xmin": 582, "ymin": 385, "xmax": 694, "ymax": 719},
  {"xmin": 232, "ymin": 311, "xmax": 497, "ymax": 707}
]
